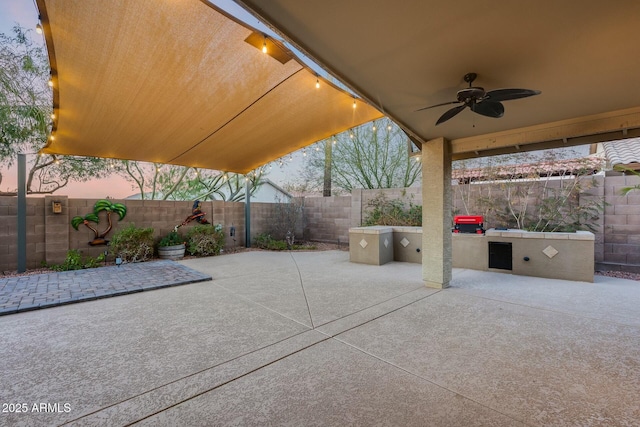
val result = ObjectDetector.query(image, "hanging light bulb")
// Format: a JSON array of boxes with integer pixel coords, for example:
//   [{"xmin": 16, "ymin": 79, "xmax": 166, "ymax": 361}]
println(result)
[
  {"xmin": 349, "ymin": 132, "xmax": 354, "ymax": 139},
  {"xmin": 302, "ymin": 148, "xmax": 307, "ymax": 157},
  {"xmin": 352, "ymin": 98, "xmax": 357, "ymax": 109},
  {"xmin": 387, "ymin": 124, "xmax": 392, "ymax": 131},
  {"xmin": 262, "ymin": 36, "xmax": 267, "ymax": 53},
  {"xmin": 289, "ymin": 153, "xmax": 293, "ymax": 161},
  {"xmin": 50, "ymin": 112, "xmax": 55, "ymax": 120},
  {"xmin": 372, "ymin": 123, "xmax": 376, "ymax": 131},
  {"xmin": 315, "ymin": 145, "xmax": 320, "ymax": 152},
  {"xmin": 48, "ymin": 78, "xmax": 53, "ymax": 87},
  {"xmin": 49, "ymin": 134, "xmax": 55, "ymax": 141},
  {"xmin": 36, "ymin": 23, "xmax": 43, "ymax": 34},
  {"xmin": 269, "ymin": 163, "xmax": 273, "ymax": 170},
  {"xmin": 315, "ymin": 75, "xmax": 320, "ymax": 89},
  {"xmin": 53, "ymin": 155, "xmax": 59, "ymax": 164},
  {"xmin": 333, "ymin": 136, "xmax": 337, "ymax": 145},
  {"xmin": 415, "ymin": 156, "xmax": 421, "ymax": 162}
]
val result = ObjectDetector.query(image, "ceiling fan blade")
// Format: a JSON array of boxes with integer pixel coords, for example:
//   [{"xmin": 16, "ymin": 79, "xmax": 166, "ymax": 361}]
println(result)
[
  {"xmin": 436, "ymin": 104, "xmax": 467, "ymax": 125},
  {"xmin": 485, "ymin": 88, "xmax": 541, "ymax": 102},
  {"xmin": 415, "ymin": 100, "xmax": 461, "ymax": 112},
  {"xmin": 472, "ymin": 100, "xmax": 504, "ymax": 118}
]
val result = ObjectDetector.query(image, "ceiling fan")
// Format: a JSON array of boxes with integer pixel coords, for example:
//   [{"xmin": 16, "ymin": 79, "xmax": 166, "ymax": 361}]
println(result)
[{"xmin": 416, "ymin": 73, "xmax": 541, "ymax": 125}]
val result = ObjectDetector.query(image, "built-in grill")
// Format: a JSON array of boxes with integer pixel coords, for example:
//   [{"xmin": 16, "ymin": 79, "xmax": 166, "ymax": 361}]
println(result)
[{"xmin": 453, "ymin": 215, "xmax": 485, "ymax": 234}]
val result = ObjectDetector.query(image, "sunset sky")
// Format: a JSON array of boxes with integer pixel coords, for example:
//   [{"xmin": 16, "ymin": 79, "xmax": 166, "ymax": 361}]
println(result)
[{"xmin": 0, "ymin": 0, "xmax": 301, "ymax": 198}]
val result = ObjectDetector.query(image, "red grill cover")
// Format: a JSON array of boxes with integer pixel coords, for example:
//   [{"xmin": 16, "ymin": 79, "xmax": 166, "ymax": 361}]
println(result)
[{"xmin": 454, "ymin": 215, "xmax": 484, "ymax": 225}]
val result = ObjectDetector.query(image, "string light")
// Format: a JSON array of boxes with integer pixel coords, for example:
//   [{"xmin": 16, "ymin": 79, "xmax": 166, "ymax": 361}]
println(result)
[
  {"xmin": 352, "ymin": 98, "xmax": 357, "ymax": 109},
  {"xmin": 333, "ymin": 136, "xmax": 337, "ymax": 145},
  {"xmin": 315, "ymin": 75, "xmax": 320, "ymax": 89},
  {"xmin": 262, "ymin": 36, "xmax": 267, "ymax": 54},
  {"xmin": 372, "ymin": 122, "xmax": 376, "ymax": 131},
  {"xmin": 349, "ymin": 131, "xmax": 354, "ymax": 139}
]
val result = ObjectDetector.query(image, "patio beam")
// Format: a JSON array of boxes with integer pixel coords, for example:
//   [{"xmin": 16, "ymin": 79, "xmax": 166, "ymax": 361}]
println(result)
[{"xmin": 450, "ymin": 106, "xmax": 640, "ymax": 160}]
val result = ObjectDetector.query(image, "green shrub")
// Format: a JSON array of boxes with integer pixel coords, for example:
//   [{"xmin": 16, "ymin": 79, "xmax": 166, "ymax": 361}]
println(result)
[
  {"xmin": 253, "ymin": 232, "xmax": 314, "ymax": 251},
  {"xmin": 158, "ymin": 231, "xmax": 185, "ymax": 247},
  {"xmin": 109, "ymin": 224, "xmax": 154, "ymax": 263},
  {"xmin": 51, "ymin": 249, "xmax": 105, "ymax": 271},
  {"xmin": 186, "ymin": 224, "xmax": 224, "ymax": 256},
  {"xmin": 254, "ymin": 232, "xmax": 275, "ymax": 249},
  {"xmin": 254, "ymin": 233, "xmax": 287, "ymax": 250}
]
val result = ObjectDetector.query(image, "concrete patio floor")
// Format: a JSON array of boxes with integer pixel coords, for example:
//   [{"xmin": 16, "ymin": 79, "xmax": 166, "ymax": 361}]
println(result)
[{"xmin": 1, "ymin": 250, "xmax": 639, "ymax": 426}]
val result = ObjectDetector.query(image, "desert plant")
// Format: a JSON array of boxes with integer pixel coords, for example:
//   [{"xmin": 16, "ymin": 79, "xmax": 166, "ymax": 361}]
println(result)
[
  {"xmin": 253, "ymin": 233, "xmax": 317, "ymax": 251},
  {"xmin": 108, "ymin": 224, "xmax": 154, "ymax": 263},
  {"xmin": 51, "ymin": 249, "xmax": 105, "ymax": 271},
  {"xmin": 186, "ymin": 224, "xmax": 224, "ymax": 256},
  {"xmin": 254, "ymin": 233, "xmax": 289, "ymax": 250},
  {"xmin": 363, "ymin": 194, "xmax": 422, "ymax": 226},
  {"xmin": 272, "ymin": 195, "xmax": 305, "ymax": 248},
  {"xmin": 158, "ymin": 231, "xmax": 185, "ymax": 247}
]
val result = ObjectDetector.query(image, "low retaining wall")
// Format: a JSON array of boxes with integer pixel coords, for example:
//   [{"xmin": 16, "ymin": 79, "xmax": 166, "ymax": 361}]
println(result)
[{"xmin": 349, "ymin": 227, "xmax": 595, "ymax": 282}]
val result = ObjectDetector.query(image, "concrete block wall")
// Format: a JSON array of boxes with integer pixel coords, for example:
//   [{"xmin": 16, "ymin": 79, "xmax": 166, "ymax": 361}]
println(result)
[
  {"xmin": 1, "ymin": 173, "xmax": 636, "ymax": 271},
  {"xmin": 0, "ymin": 197, "xmax": 46, "ymax": 271},
  {"xmin": 602, "ymin": 175, "xmax": 640, "ymax": 267},
  {"xmin": 302, "ymin": 196, "xmax": 352, "ymax": 244}
]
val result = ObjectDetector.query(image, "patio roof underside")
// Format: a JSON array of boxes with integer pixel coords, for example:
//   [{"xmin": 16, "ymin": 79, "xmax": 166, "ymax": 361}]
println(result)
[
  {"xmin": 237, "ymin": 0, "xmax": 640, "ymax": 160},
  {"xmin": 36, "ymin": 0, "xmax": 382, "ymax": 174}
]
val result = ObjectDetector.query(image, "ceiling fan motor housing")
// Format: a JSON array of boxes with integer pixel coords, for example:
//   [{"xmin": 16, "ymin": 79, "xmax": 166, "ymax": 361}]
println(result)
[{"xmin": 457, "ymin": 87, "xmax": 486, "ymax": 103}]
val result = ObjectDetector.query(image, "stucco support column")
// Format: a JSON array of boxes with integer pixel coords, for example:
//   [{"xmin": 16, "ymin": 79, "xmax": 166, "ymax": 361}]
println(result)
[{"xmin": 421, "ymin": 137, "xmax": 452, "ymax": 288}]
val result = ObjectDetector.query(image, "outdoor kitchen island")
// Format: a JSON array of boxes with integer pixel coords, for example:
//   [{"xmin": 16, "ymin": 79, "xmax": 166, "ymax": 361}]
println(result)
[{"xmin": 349, "ymin": 227, "xmax": 595, "ymax": 282}]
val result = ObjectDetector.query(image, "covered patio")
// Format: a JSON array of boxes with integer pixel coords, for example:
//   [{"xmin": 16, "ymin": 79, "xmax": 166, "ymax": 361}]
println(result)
[
  {"xmin": 1, "ymin": 251, "xmax": 639, "ymax": 426},
  {"xmin": 34, "ymin": 0, "xmax": 640, "ymax": 288}
]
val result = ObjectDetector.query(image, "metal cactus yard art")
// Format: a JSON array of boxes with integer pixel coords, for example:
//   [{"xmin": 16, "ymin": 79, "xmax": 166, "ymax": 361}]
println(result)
[{"xmin": 71, "ymin": 199, "xmax": 127, "ymax": 245}]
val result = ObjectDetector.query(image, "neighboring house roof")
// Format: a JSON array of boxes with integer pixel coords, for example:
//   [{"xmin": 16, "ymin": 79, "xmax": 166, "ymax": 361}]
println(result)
[
  {"xmin": 250, "ymin": 179, "xmax": 293, "ymax": 202},
  {"xmin": 602, "ymin": 138, "xmax": 640, "ymax": 168},
  {"xmin": 452, "ymin": 157, "xmax": 604, "ymax": 183}
]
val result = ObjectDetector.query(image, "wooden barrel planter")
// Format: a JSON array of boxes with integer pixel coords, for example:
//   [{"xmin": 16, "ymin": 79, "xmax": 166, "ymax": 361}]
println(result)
[{"xmin": 158, "ymin": 244, "xmax": 186, "ymax": 260}]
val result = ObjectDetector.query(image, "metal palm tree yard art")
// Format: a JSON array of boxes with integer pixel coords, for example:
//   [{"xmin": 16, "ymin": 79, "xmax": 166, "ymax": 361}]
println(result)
[{"xmin": 71, "ymin": 200, "xmax": 127, "ymax": 245}]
